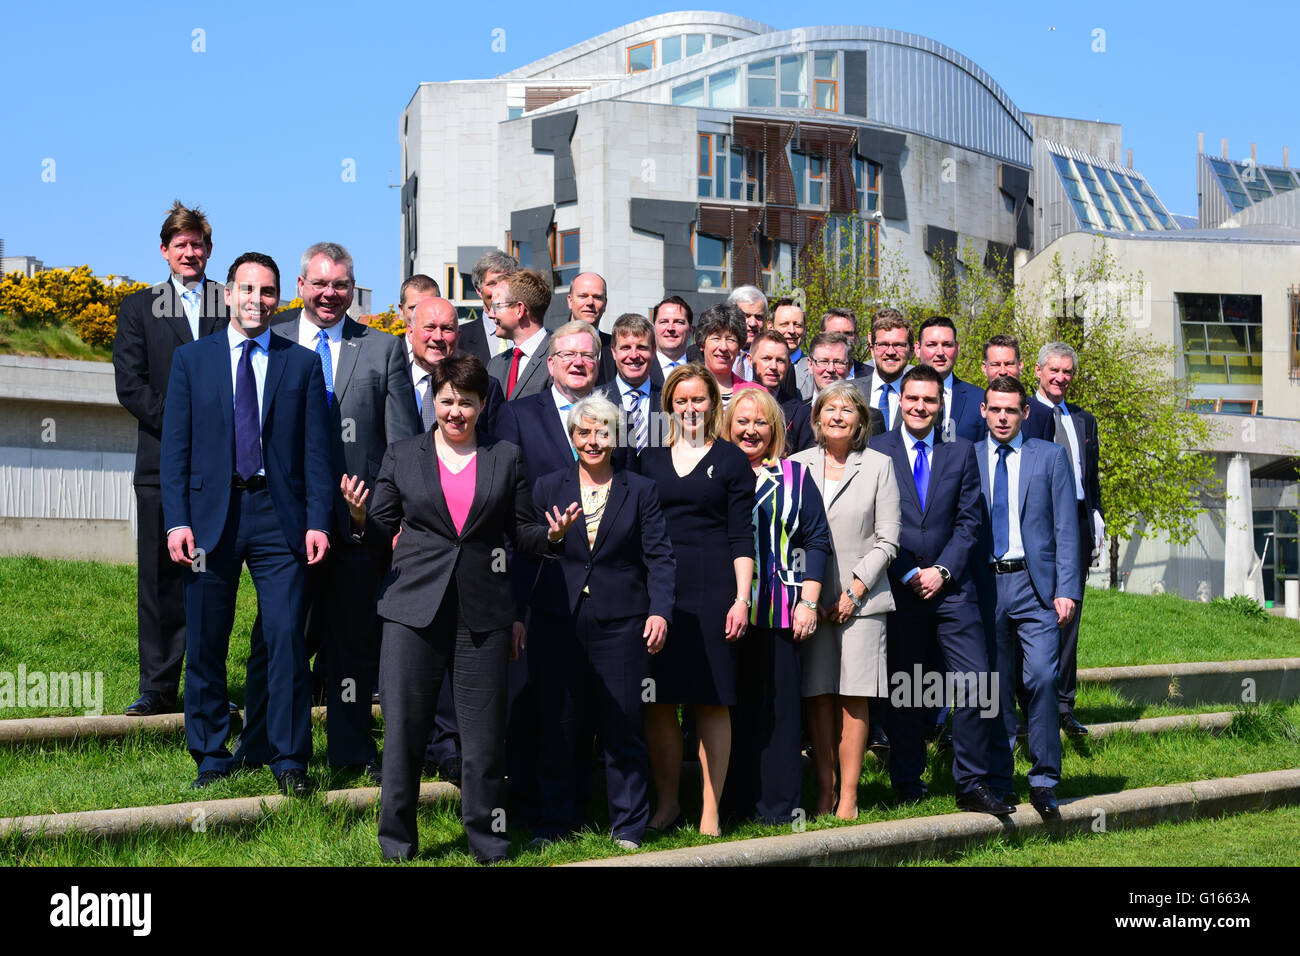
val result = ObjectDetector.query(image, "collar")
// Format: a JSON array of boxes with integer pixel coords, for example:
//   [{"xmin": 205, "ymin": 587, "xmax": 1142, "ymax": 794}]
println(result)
[
  {"xmin": 987, "ymin": 431, "xmax": 1025, "ymax": 454},
  {"xmin": 227, "ymin": 325, "xmax": 271, "ymax": 353},
  {"xmin": 517, "ymin": 325, "xmax": 546, "ymax": 356},
  {"xmin": 551, "ymin": 384, "xmax": 582, "ymax": 412},
  {"xmin": 170, "ymin": 275, "xmax": 205, "ymax": 299},
  {"xmin": 616, "ymin": 376, "xmax": 651, "ymax": 400},
  {"xmin": 304, "ymin": 318, "xmax": 344, "ymax": 344},
  {"xmin": 1035, "ymin": 392, "xmax": 1067, "ymax": 414},
  {"xmin": 905, "ymin": 427, "xmax": 936, "ymax": 452}
]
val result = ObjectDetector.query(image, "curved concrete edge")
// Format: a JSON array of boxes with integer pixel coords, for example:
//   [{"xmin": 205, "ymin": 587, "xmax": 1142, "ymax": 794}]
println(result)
[
  {"xmin": 1080, "ymin": 658, "xmax": 1300, "ymax": 681},
  {"xmin": 1079, "ymin": 658, "xmax": 1300, "ymax": 706},
  {"xmin": 0, "ymin": 781, "xmax": 458, "ymax": 840},
  {"xmin": 1087, "ymin": 711, "xmax": 1234, "ymax": 737},
  {"xmin": 566, "ymin": 768, "xmax": 1300, "ymax": 867},
  {"xmin": 0, "ymin": 704, "xmax": 384, "ymax": 745}
]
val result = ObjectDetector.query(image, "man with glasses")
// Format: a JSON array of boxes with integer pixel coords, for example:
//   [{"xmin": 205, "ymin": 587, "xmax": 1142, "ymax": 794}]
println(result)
[
  {"xmin": 460, "ymin": 250, "xmax": 519, "ymax": 366},
  {"xmin": 821, "ymin": 309, "xmax": 871, "ymax": 380},
  {"xmin": 486, "ymin": 269, "xmax": 553, "ymax": 401},
  {"xmin": 241, "ymin": 242, "xmax": 420, "ymax": 778},
  {"xmin": 865, "ymin": 308, "xmax": 914, "ymax": 430},
  {"xmin": 783, "ymin": 331, "xmax": 886, "ymax": 454}
]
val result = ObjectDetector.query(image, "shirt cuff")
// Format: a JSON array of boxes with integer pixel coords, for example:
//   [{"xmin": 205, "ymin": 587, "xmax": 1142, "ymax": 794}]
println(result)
[
  {"xmin": 165, "ymin": 525, "xmax": 191, "ymax": 536},
  {"xmin": 902, "ymin": 567, "xmax": 919, "ymax": 584}
]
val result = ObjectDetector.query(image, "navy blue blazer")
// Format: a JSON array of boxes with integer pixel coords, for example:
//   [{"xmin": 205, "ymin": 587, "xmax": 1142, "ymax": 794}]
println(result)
[
  {"xmin": 495, "ymin": 390, "xmax": 577, "ymax": 482},
  {"xmin": 974, "ymin": 437, "xmax": 1083, "ymax": 607},
  {"xmin": 873, "ymin": 430, "xmax": 984, "ymax": 603},
  {"xmin": 947, "ymin": 374, "xmax": 987, "ymax": 443},
  {"xmin": 1020, "ymin": 397, "xmax": 1102, "ymax": 522},
  {"xmin": 530, "ymin": 466, "xmax": 676, "ymax": 623},
  {"xmin": 160, "ymin": 331, "xmax": 334, "ymax": 555}
]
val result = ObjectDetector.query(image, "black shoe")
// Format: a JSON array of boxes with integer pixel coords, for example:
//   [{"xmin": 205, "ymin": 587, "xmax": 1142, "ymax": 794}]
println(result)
[
  {"xmin": 1014, "ymin": 721, "xmax": 1029, "ymax": 739},
  {"xmin": 893, "ymin": 784, "xmax": 929, "ymax": 805},
  {"xmin": 1030, "ymin": 786, "xmax": 1059, "ymax": 816},
  {"xmin": 867, "ymin": 726, "xmax": 891, "ymax": 759},
  {"xmin": 439, "ymin": 756, "xmax": 462, "ymax": 786},
  {"xmin": 999, "ymin": 790, "xmax": 1019, "ymax": 806},
  {"xmin": 929, "ymin": 724, "xmax": 954, "ymax": 752},
  {"xmin": 341, "ymin": 762, "xmax": 382, "ymax": 785},
  {"xmin": 126, "ymin": 691, "xmax": 176, "ymax": 716},
  {"xmin": 1060, "ymin": 713, "xmax": 1089, "ymax": 736},
  {"xmin": 276, "ymin": 769, "xmax": 311, "ymax": 797},
  {"xmin": 190, "ymin": 769, "xmax": 231, "ymax": 790},
  {"xmin": 955, "ymin": 783, "xmax": 1014, "ymax": 816},
  {"xmin": 228, "ymin": 701, "xmax": 241, "ymax": 718}
]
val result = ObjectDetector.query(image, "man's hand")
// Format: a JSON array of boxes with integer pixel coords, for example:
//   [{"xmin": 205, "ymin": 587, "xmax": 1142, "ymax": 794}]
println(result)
[
  {"xmin": 510, "ymin": 621, "xmax": 527, "ymax": 660},
  {"xmin": 167, "ymin": 527, "xmax": 197, "ymax": 566},
  {"xmin": 1053, "ymin": 597, "xmax": 1077, "ymax": 626},
  {"xmin": 644, "ymin": 615, "xmax": 668, "ymax": 653},
  {"xmin": 305, "ymin": 530, "xmax": 330, "ymax": 565},
  {"xmin": 909, "ymin": 567, "xmax": 945, "ymax": 600},
  {"xmin": 340, "ymin": 475, "xmax": 369, "ymax": 525}
]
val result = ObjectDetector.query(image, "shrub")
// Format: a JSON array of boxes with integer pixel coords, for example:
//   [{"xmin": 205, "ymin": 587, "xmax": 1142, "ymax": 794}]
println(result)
[
  {"xmin": 70, "ymin": 302, "xmax": 117, "ymax": 349},
  {"xmin": 1210, "ymin": 594, "xmax": 1269, "ymax": 621}
]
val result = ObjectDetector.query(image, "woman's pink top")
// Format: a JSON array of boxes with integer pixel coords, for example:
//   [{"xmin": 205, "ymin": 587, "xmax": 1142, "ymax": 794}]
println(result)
[{"xmin": 438, "ymin": 454, "xmax": 477, "ymax": 534}]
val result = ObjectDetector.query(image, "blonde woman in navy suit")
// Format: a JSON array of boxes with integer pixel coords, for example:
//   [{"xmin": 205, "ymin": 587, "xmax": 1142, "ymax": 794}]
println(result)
[{"xmin": 790, "ymin": 381, "xmax": 899, "ymax": 819}]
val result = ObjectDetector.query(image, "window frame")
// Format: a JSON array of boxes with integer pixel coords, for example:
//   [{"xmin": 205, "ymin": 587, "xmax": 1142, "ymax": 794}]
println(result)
[
  {"xmin": 551, "ymin": 228, "xmax": 580, "ymax": 289},
  {"xmin": 627, "ymin": 40, "xmax": 655, "ymax": 74}
]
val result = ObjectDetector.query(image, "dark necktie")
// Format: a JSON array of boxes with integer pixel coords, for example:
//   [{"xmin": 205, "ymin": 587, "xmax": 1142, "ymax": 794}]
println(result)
[
  {"xmin": 421, "ymin": 374, "xmax": 437, "ymax": 432},
  {"xmin": 506, "ymin": 347, "xmax": 522, "ymax": 398},
  {"xmin": 1053, "ymin": 404, "xmax": 1081, "ymax": 492},
  {"xmin": 878, "ymin": 382, "xmax": 892, "ymax": 426},
  {"xmin": 913, "ymin": 439, "xmax": 929, "ymax": 510},
  {"xmin": 235, "ymin": 340, "xmax": 263, "ymax": 480},
  {"xmin": 992, "ymin": 443, "xmax": 1010, "ymax": 559}
]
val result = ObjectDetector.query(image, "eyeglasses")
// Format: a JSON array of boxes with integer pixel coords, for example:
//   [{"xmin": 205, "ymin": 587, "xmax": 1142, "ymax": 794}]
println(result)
[
  {"xmin": 809, "ymin": 358, "xmax": 851, "ymax": 370},
  {"xmin": 872, "ymin": 342, "xmax": 910, "ymax": 353},
  {"xmin": 554, "ymin": 350, "xmax": 598, "ymax": 364},
  {"xmin": 306, "ymin": 280, "xmax": 353, "ymax": 293}
]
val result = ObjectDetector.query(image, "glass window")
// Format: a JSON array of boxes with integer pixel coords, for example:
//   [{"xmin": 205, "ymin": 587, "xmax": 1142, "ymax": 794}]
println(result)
[
  {"xmin": 552, "ymin": 229, "xmax": 579, "ymax": 287},
  {"xmin": 1178, "ymin": 293, "xmax": 1264, "ymax": 385},
  {"xmin": 748, "ymin": 58, "xmax": 775, "ymax": 107},
  {"xmin": 628, "ymin": 41, "xmax": 654, "ymax": 73},
  {"xmin": 790, "ymin": 150, "xmax": 806, "ymax": 204},
  {"xmin": 1222, "ymin": 294, "xmax": 1262, "ymax": 324},
  {"xmin": 808, "ymin": 155, "xmax": 825, "ymax": 206},
  {"xmin": 854, "ymin": 156, "xmax": 881, "ymax": 214},
  {"xmin": 685, "ymin": 34, "xmax": 706, "ymax": 56},
  {"xmin": 815, "ymin": 79, "xmax": 837, "ymax": 111},
  {"xmin": 709, "ymin": 69, "xmax": 739, "ymax": 107},
  {"xmin": 712, "ymin": 34, "xmax": 731, "ymax": 47},
  {"xmin": 1236, "ymin": 163, "xmax": 1274, "ymax": 202},
  {"xmin": 695, "ymin": 230, "xmax": 728, "ymax": 289},
  {"xmin": 698, "ymin": 134, "xmax": 712, "ymax": 177},
  {"xmin": 1181, "ymin": 323, "xmax": 1206, "ymax": 351},
  {"xmin": 507, "ymin": 106, "xmax": 523, "ymax": 120},
  {"xmin": 662, "ymin": 36, "xmax": 682, "ymax": 65},
  {"xmin": 780, "ymin": 53, "xmax": 806, "ymax": 108},
  {"xmin": 1096, "ymin": 168, "xmax": 1137, "ymax": 229},
  {"xmin": 1266, "ymin": 168, "xmax": 1297, "ymax": 192},
  {"xmin": 1281, "ymin": 511, "xmax": 1300, "ymax": 535},
  {"xmin": 672, "ymin": 79, "xmax": 705, "ymax": 107},
  {"xmin": 815, "ymin": 51, "xmax": 838, "ymax": 78}
]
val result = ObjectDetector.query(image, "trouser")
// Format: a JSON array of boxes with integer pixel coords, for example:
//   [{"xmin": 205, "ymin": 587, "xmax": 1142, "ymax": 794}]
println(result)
[
  {"xmin": 377, "ymin": 582, "xmax": 511, "ymax": 864},
  {"xmin": 134, "ymin": 484, "xmax": 187, "ymax": 699},
  {"xmin": 184, "ymin": 487, "xmax": 310, "ymax": 777}
]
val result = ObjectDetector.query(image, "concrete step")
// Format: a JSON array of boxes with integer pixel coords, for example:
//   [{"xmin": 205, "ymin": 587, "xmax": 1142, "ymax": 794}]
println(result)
[{"xmin": 1079, "ymin": 658, "xmax": 1300, "ymax": 706}]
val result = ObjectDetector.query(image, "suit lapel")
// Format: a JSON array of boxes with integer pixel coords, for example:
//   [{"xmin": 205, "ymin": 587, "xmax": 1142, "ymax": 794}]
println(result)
[
  {"xmin": 1018, "ymin": 441, "xmax": 1035, "ymax": 515},
  {"xmin": 828, "ymin": 449, "xmax": 860, "ymax": 511},
  {"xmin": 334, "ymin": 320, "xmax": 363, "ymax": 404},
  {"xmin": 885, "ymin": 433, "xmax": 921, "ymax": 515},
  {"xmin": 417, "ymin": 431, "xmax": 459, "ymax": 537},
  {"xmin": 199, "ymin": 279, "xmax": 226, "ymax": 336},
  {"xmin": 541, "ymin": 396, "xmax": 574, "ymax": 465},
  {"xmin": 261, "ymin": 338, "xmax": 287, "ymax": 427},
  {"xmin": 213, "ymin": 334, "xmax": 234, "ymax": 439},
  {"xmin": 976, "ymin": 438, "xmax": 990, "ymax": 501},
  {"xmin": 157, "ymin": 281, "xmax": 193, "ymax": 346},
  {"xmin": 590, "ymin": 472, "xmax": 628, "ymax": 559},
  {"xmin": 458, "ymin": 440, "xmax": 497, "ymax": 537}
]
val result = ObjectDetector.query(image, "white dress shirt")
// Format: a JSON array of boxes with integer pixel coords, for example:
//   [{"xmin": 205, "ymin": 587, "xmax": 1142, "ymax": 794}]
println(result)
[
  {"xmin": 513, "ymin": 325, "xmax": 547, "ymax": 377},
  {"xmin": 986, "ymin": 432, "xmax": 1025, "ymax": 561},
  {"xmin": 297, "ymin": 316, "xmax": 343, "ymax": 382},
  {"xmin": 870, "ymin": 371, "xmax": 902, "ymax": 428},
  {"xmin": 551, "ymin": 385, "xmax": 581, "ymax": 457},
  {"xmin": 900, "ymin": 427, "xmax": 936, "ymax": 582},
  {"xmin": 227, "ymin": 325, "xmax": 270, "ymax": 476},
  {"xmin": 171, "ymin": 276, "xmax": 203, "ymax": 342},
  {"xmin": 1035, "ymin": 394, "xmax": 1084, "ymax": 501},
  {"xmin": 656, "ymin": 351, "xmax": 687, "ymax": 375}
]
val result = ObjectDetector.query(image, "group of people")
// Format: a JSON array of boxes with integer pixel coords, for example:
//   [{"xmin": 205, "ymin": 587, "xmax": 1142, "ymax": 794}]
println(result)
[{"xmin": 113, "ymin": 202, "xmax": 1102, "ymax": 864}]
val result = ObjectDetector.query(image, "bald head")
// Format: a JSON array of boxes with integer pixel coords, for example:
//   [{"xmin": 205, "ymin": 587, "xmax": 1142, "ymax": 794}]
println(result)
[
  {"xmin": 407, "ymin": 297, "xmax": 460, "ymax": 373},
  {"xmin": 567, "ymin": 272, "xmax": 608, "ymax": 326}
]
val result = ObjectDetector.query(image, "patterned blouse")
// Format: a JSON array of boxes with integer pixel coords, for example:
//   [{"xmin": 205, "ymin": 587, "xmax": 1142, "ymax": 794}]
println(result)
[{"xmin": 749, "ymin": 457, "xmax": 832, "ymax": 629}]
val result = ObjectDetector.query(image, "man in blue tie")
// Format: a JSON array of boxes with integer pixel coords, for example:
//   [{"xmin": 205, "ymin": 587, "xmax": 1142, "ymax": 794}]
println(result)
[
  {"xmin": 873, "ymin": 365, "xmax": 1011, "ymax": 815},
  {"xmin": 865, "ymin": 308, "xmax": 913, "ymax": 431},
  {"xmin": 977, "ymin": 376, "xmax": 1081, "ymax": 816},
  {"xmin": 651, "ymin": 296, "xmax": 698, "ymax": 379},
  {"xmin": 161, "ymin": 252, "xmax": 333, "ymax": 794},
  {"xmin": 597, "ymin": 313, "xmax": 663, "ymax": 461}
]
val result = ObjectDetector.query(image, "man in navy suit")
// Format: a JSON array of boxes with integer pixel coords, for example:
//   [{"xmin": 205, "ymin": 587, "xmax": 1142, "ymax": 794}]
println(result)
[
  {"xmin": 1019, "ymin": 342, "xmax": 1102, "ymax": 737},
  {"xmin": 554, "ymin": 272, "xmax": 614, "ymax": 386},
  {"xmin": 650, "ymin": 296, "xmax": 697, "ymax": 381},
  {"xmin": 596, "ymin": 313, "xmax": 663, "ymax": 463},
  {"xmin": 783, "ymin": 331, "xmax": 885, "ymax": 454},
  {"xmin": 458, "ymin": 250, "xmax": 518, "ymax": 368},
  {"xmin": 114, "ymin": 201, "xmax": 228, "ymax": 717},
  {"xmin": 872, "ymin": 365, "xmax": 1012, "ymax": 815},
  {"xmin": 161, "ymin": 252, "xmax": 333, "ymax": 794},
  {"xmin": 977, "ymin": 375, "xmax": 1081, "ymax": 816},
  {"xmin": 916, "ymin": 316, "xmax": 985, "ymax": 443}
]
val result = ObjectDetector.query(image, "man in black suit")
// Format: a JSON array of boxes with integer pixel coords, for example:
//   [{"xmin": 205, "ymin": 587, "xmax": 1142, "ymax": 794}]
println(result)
[
  {"xmin": 396, "ymin": 273, "xmax": 439, "ymax": 329},
  {"xmin": 821, "ymin": 308, "xmax": 872, "ymax": 381},
  {"xmin": 1019, "ymin": 342, "xmax": 1102, "ymax": 738},
  {"xmin": 864, "ymin": 308, "xmax": 914, "ymax": 430},
  {"xmin": 872, "ymin": 366, "xmax": 1012, "ymax": 815},
  {"xmin": 550, "ymin": 272, "xmax": 614, "ymax": 385},
  {"xmin": 458, "ymin": 250, "xmax": 518, "ymax": 367},
  {"xmin": 783, "ymin": 331, "xmax": 886, "ymax": 454},
  {"xmin": 651, "ymin": 296, "xmax": 700, "ymax": 378},
  {"xmin": 406, "ymin": 297, "xmax": 504, "ymax": 438},
  {"xmin": 597, "ymin": 313, "xmax": 663, "ymax": 461},
  {"xmin": 771, "ymin": 299, "xmax": 813, "ymax": 400},
  {"xmin": 486, "ymin": 269, "xmax": 552, "ymax": 401},
  {"xmin": 113, "ymin": 201, "xmax": 228, "ymax": 717},
  {"xmin": 981, "ymin": 333, "xmax": 1023, "ymax": 383},
  {"xmin": 916, "ymin": 316, "xmax": 986, "ymax": 443},
  {"xmin": 161, "ymin": 252, "xmax": 334, "ymax": 794},
  {"xmin": 242, "ymin": 242, "xmax": 421, "ymax": 775}
]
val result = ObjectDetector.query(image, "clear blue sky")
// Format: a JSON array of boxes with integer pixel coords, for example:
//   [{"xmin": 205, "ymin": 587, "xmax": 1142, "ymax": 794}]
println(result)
[{"xmin": 3, "ymin": 1, "xmax": 1294, "ymax": 304}]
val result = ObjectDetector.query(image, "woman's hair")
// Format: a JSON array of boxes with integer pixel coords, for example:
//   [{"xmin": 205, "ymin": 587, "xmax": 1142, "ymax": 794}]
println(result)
[
  {"xmin": 694, "ymin": 303, "xmax": 747, "ymax": 348},
  {"xmin": 566, "ymin": 394, "xmax": 621, "ymax": 444},
  {"xmin": 811, "ymin": 380, "xmax": 872, "ymax": 452},
  {"xmin": 429, "ymin": 352, "xmax": 489, "ymax": 403},
  {"xmin": 663, "ymin": 364, "xmax": 723, "ymax": 445},
  {"xmin": 724, "ymin": 386, "xmax": 786, "ymax": 461}
]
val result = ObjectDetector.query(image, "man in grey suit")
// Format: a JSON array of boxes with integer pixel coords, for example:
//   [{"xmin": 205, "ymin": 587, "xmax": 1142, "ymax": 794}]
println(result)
[
  {"xmin": 977, "ymin": 375, "xmax": 1081, "ymax": 817},
  {"xmin": 239, "ymin": 241, "xmax": 421, "ymax": 775},
  {"xmin": 459, "ymin": 250, "xmax": 518, "ymax": 367},
  {"xmin": 486, "ymin": 268, "xmax": 552, "ymax": 401}
]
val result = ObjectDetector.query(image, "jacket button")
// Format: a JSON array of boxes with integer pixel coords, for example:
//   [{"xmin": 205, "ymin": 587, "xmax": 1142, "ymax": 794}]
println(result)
[{"xmin": 584, "ymin": 562, "xmax": 592, "ymax": 570}]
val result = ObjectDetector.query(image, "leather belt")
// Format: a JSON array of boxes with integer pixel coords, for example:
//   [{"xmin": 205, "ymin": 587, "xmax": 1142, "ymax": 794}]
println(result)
[
  {"xmin": 231, "ymin": 473, "xmax": 268, "ymax": 491},
  {"xmin": 991, "ymin": 558, "xmax": 1027, "ymax": 574}
]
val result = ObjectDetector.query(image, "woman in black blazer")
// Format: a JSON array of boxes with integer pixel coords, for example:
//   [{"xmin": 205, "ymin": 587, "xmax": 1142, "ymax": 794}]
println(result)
[
  {"xmin": 528, "ymin": 395, "xmax": 676, "ymax": 850},
  {"xmin": 342, "ymin": 354, "xmax": 577, "ymax": 864}
]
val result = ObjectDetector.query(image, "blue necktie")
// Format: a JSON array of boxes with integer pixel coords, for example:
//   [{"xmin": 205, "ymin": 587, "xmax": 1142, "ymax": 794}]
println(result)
[
  {"xmin": 235, "ymin": 340, "xmax": 263, "ymax": 480},
  {"xmin": 913, "ymin": 439, "xmax": 929, "ymax": 510},
  {"xmin": 627, "ymin": 390, "xmax": 648, "ymax": 452},
  {"xmin": 878, "ymin": 382, "xmax": 892, "ymax": 425},
  {"xmin": 315, "ymin": 329, "xmax": 334, "ymax": 406},
  {"xmin": 992, "ymin": 443, "xmax": 1010, "ymax": 559}
]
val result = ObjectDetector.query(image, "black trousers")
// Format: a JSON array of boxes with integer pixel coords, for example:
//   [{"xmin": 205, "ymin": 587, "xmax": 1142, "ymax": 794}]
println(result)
[
  {"xmin": 724, "ymin": 626, "xmax": 803, "ymax": 825},
  {"xmin": 378, "ymin": 582, "xmax": 511, "ymax": 864},
  {"xmin": 533, "ymin": 603, "xmax": 651, "ymax": 842},
  {"xmin": 134, "ymin": 484, "xmax": 187, "ymax": 699}
]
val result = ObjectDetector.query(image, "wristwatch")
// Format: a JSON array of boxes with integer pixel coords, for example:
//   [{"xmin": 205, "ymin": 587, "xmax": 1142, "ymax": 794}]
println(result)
[
  {"xmin": 845, "ymin": 588, "xmax": 864, "ymax": 609},
  {"xmin": 936, "ymin": 565, "xmax": 952, "ymax": 583},
  {"xmin": 798, "ymin": 598, "xmax": 819, "ymax": 611}
]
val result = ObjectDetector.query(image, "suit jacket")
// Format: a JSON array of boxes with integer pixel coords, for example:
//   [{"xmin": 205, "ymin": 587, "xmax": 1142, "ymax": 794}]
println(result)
[
  {"xmin": 487, "ymin": 330, "xmax": 552, "ymax": 401},
  {"xmin": 114, "ymin": 277, "xmax": 228, "ymax": 486},
  {"xmin": 873, "ymin": 431, "xmax": 984, "ymax": 605},
  {"xmin": 529, "ymin": 466, "xmax": 676, "ymax": 622},
  {"xmin": 782, "ymin": 396, "xmax": 885, "ymax": 456},
  {"xmin": 789, "ymin": 446, "xmax": 899, "ymax": 616},
  {"xmin": 1020, "ymin": 397, "xmax": 1103, "ymax": 522},
  {"xmin": 495, "ymin": 389, "xmax": 578, "ymax": 483},
  {"xmin": 947, "ymin": 374, "xmax": 987, "ymax": 443},
  {"xmin": 160, "ymin": 331, "xmax": 334, "ymax": 555},
  {"xmin": 597, "ymin": 377, "xmax": 664, "ymax": 470},
  {"xmin": 974, "ymin": 437, "xmax": 1083, "ymax": 607},
  {"xmin": 457, "ymin": 315, "xmax": 495, "ymax": 367},
  {"xmin": 401, "ymin": 353, "xmax": 505, "ymax": 439},
  {"xmin": 364, "ymin": 433, "xmax": 553, "ymax": 631},
  {"xmin": 271, "ymin": 313, "xmax": 422, "ymax": 533},
  {"xmin": 792, "ymin": 355, "xmax": 814, "ymax": 401}
]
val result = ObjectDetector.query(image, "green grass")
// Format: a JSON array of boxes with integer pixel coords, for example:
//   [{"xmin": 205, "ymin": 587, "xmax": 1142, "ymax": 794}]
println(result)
[
  {"xmin": 913, "ymin": 803, "xmax": 1300, "ymax": 866},
  {"xmin": 1078, "ymin": 587, "xmax": 1300, "ymax": 668},
  {"xmin": 0, "ymin": 314, "xmax": 110, "ymax": 361},
  {"xmin": 3, "ymin": 703, "xmax": 1298, "ymax": 866}
]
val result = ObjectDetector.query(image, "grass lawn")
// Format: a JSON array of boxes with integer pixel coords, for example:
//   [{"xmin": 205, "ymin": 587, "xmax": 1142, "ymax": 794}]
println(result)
[
  {"xmin": 914, "ymin": 803, "xmax": 1300, "ymax": 867},
  {"xmin": 0, "ymin": 315, "xmax": 110, "ymax": 361},
  {"xmin": 3, "ymin": 703, "xmax": 1297, "ymax": 866}
]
